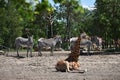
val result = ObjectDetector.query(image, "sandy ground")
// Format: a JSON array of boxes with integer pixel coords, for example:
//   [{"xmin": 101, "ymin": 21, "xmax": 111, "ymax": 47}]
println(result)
[{"xmin": 0, "ymin": 51, "xmax": 120, "ymax": 80}]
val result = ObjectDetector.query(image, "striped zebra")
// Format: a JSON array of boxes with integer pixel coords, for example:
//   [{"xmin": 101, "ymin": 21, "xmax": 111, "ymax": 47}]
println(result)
[
  {"xmin": 15, "ymin": 36, "xmax": 33, "ymax": 57},
  {"xmin": 38, "ymin": 35, "xmax": 62, "ymax": 56}
]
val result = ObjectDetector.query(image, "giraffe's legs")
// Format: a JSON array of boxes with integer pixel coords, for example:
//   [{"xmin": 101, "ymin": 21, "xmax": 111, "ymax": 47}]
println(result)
[{"xmin": 65, "ymin": 61, "xmax": 70, "ymax": 72}]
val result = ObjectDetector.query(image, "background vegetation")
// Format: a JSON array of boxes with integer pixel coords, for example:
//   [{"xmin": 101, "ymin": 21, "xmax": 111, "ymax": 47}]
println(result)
[{"xmin": 0, "ymin": 0, "xmax": 120, "ymax": 49}]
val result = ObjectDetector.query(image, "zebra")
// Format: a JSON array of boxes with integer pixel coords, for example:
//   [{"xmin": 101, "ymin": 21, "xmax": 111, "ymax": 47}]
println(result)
[
  {"xmin": 38, "ymin": 35, "xmax": 62, "ymax": 56},
  {"xmin": 15, "ymin": 36, "xmax": 34, "ymax": 57}
]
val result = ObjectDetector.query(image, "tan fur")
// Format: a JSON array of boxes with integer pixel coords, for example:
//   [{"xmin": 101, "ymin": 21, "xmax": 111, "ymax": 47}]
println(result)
[
  {"xmin": 55, "ymin": 36, "xmax": 81, "ymax": 72},
  {"xmin": 55, "ymin": 60, "xmax": 80, "ymax": 72}
]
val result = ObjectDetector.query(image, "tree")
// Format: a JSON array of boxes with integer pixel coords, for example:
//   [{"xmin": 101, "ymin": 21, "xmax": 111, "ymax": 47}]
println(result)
[
  {"xmin": 54, "ymin": 0, "xmax": 84, "ymax": 39},
  {"xmin": 0, "ymin": 0, "xmax": 35, "ymax": 48},
  {"xmin": 35, "ymin": 0, "xmax": 55, "ymax": 38},
  {"xmin": 94, "ymin": 0, "xmax": 120, "ymax": 40},
  {"xmin": 0, "ymin": 0, "xmax": 23, "ymax": 47}
]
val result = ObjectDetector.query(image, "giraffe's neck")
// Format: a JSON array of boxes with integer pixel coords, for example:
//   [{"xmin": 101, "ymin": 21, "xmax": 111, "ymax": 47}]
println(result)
[
  {"xmin": 65, "ymin": 36, "xmax": 81, "ymax": 62},
  {"xmin": 71, "ymin": 36, "xmax": 81, "ymax": 53}
]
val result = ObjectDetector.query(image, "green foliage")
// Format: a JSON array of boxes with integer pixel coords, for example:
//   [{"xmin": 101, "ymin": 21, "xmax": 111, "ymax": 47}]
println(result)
[
  {"xmin": 53, "ymin": 0, "xmax": 85, "ymax": 38},
  {"xmin": 0, "ymin": 0, "xmax": 35, "ymax": 47},
  {"xmin": 94, "ymin": 0, "xmax": 120, "ymax": 40},
  {"xmin": 0, "ymin": 0, "xmax": 120, "ymax": 50},
  {"xmin": 0, "ymin": 0, "xmax": 23, "ymax": 47},
  {"xmin": 0, "ymin": 0, "xmax": 90, "ymax": 49}
]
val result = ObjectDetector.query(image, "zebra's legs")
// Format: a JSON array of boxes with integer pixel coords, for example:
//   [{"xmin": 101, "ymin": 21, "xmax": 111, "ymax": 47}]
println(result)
[
  {"xmin": 38, "ymin": 46, "xmax": 42, "ymax": 56},
  {"xmin": 30, "ymin": 47, "xmax": 32, "ymax": 57},
  {"xmin": 87, "ymin": 44, "xmax": 91, "ymax": 55},
  {"xmin": 16, "ymin": 47, "xmax": 19, "ymax": 57},
  {"xmin": 26, "ymin": 47, "xmax": 32, "ymax": 57},
  {"xmin": 27, "ymin": 47, "xmax": 29, "ymax": 57},
  {"xmin": 50, "ymin": 47, "xmax": 54, "ymax": 56}
]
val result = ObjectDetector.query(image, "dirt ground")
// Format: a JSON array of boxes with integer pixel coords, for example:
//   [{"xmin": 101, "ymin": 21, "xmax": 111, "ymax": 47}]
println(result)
[{"xmin": 0, "ymin": 51, "xmax": 120, "ymax": 80}]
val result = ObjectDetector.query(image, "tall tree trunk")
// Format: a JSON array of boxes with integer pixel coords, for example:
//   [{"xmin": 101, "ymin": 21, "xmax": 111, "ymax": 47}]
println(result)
[
  {"xmin": 47, "ymin": 15, "xmax": 53, "ymax": 38},
  {"xmin": 111, "ymin": 1, "xmax": 118, "ymax": 49}
]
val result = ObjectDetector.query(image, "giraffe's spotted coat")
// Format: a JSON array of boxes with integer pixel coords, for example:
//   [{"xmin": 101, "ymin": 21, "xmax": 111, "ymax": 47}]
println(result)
[{"xmin": 55, "ymin": 36, "xmax": 81, "ymax": 72}]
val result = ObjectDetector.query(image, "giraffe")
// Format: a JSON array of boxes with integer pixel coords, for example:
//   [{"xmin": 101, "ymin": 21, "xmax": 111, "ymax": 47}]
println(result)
[{"xmin": 55, "ymin": 35, "xmax": 82, "ymax": 72}]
